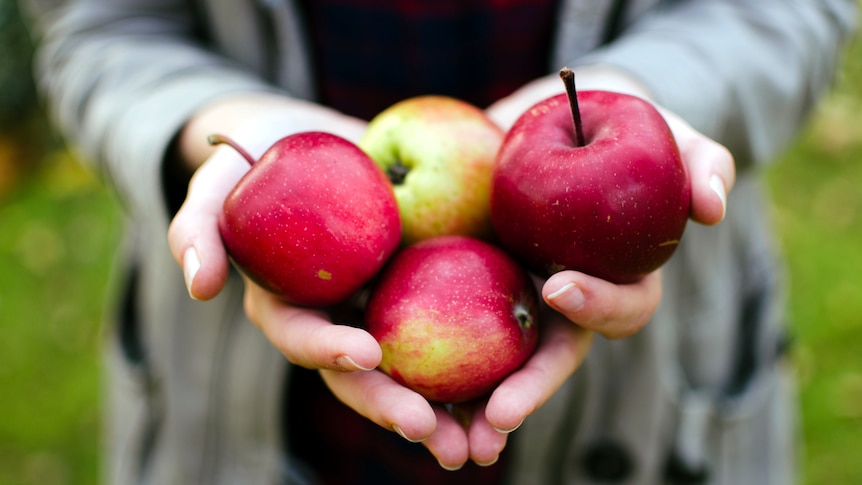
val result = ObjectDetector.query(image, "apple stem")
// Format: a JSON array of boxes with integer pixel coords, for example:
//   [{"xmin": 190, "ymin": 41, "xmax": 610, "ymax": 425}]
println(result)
[
  {"xmin": 559, "ymin": 67, "xmax": 586, "ymax": 148},
  {"xmin": 208, "ymin": 134, "xmax": 256, "ymax": 166},
  {"xmin": 387, "ymin": 159, "xmax": 410, "ymax": 185}
]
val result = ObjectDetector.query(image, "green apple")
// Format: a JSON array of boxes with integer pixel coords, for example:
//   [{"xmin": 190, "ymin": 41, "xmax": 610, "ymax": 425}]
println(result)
[{"xmin": 359, "ymin": 96, "xmax": 504, "ymax": 245}]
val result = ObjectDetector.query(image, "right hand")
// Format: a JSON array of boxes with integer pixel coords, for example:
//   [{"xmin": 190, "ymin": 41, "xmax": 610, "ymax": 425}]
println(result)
[
  {"xmin": 167, "ymin": 93, "xmax": 382, "ymax": 372},
  {"xmin": 167, "ymin": 92, "xmax": 367, "ymax": 301},
  {"xmin": 164, "ymin": 92, "xmax": 442, "ymax": 461}
]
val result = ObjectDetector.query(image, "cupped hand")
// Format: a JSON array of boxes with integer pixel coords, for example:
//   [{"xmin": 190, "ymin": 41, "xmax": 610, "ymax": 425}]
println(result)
[
  {"xmin": 166, "ymin": 93, "xmax": 380, "ymax": 371},
  {"xmin": 168, "ymin": 93, "xmax": 367, "ymax": 301}
]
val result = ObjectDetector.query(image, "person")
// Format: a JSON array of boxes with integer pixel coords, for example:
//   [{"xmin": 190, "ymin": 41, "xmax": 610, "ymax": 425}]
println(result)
[{"xmin": 22, "ymin": 0, "xmax": 856, "ymax": 483}]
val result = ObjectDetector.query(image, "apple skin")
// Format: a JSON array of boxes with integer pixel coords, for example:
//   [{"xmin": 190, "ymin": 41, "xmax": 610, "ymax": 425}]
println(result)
[
  {"xmin": 219, "ymin": 132, "xmax": 401, "ymax": 307},
  {"xmin": 364, "ymin": 235, "xmax": 539, "ymax": 404},
  {"xmin": 490, "ymin": 91, "xmax": 691, "ymax": 284},
  {"xmin": 359, "ymin": 96, "xmax": 504, "ymax": 245}
]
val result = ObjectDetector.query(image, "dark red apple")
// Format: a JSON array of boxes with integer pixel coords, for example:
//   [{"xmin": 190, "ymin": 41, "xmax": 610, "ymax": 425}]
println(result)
[
  {"xmin": 491, "ymin": 68, "xmax": 691, "ymax": 284},
  {"xmin": 364, "ymin": 236, "xmax": 539, "ymax": 404},
  {"xmin": 213, "ymin": 132, "xmax": 401, "ymax": 307}
]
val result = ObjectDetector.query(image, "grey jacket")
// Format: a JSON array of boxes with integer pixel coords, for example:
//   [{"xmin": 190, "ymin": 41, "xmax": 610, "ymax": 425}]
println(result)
[{"xmin": 23, "ymin": 0, "xmax": 857, "ymax": 483}]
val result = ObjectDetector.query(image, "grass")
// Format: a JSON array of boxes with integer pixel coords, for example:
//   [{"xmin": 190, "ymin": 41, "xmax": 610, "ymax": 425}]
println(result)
[
  {"xmin": 0, "ymin": 149, "xmax": 122, "ymax": 484},
  {"xmin": 0, "ymin": 17, "xmax": 860, "ymax": 485},
  {"xmin": 762, "ymin": 25, "xmax": 862, "ymax": 483}
]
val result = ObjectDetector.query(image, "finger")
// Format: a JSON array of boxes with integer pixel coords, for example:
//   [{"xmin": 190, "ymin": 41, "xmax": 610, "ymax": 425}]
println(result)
[
  {"xmin": 167, "ymin": 147, "xmax": 250, "ymax": 300},
  {"xmin": 684, "ymin": 138, "xmax": 734, "ymax": 225},
  {"xmin": 542, "ymin": 270, "xmax": 661, "ymax": 339},
  {"xmin": 423, "ymin": 406, "xmax": 470, "ymax": 471},
  {"xmin": 320, "ymin": 368, "xmax": 437, "ymax": 443},
  {"xmin": 466, "ymin": 402, "xmax": 508, "ymax": 467},
  {"xmin": 485, "ymin": 318, "xmax": 594, "ymax": 433},
  {"xmin": 244, "ymin": 280, "xmax": 382, "ymax": 371},
  {"xmin": 167, "ymin": 109, "xmax": 326, "ymax": 301},
  {"xmin": 662, "ymin": 112, "xmax": 736, "ymax": 226}
]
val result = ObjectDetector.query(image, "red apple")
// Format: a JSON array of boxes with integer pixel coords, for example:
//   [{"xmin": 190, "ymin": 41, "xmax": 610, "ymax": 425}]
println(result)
[
  {"xmin": 364, "ymin": 236, "xmax": 539, "ymax": 404},
  {"xmin": 491, "ymin": 68, "xmax": 691, "ymax": 284},
  {"xmin": 213, "ymin": 132, "xmax": 401, "ymax": 307}
]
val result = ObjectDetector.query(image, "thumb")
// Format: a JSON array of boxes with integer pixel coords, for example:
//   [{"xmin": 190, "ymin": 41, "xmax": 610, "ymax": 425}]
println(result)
[
  {"xmin": 167, "ymin": 146, "xmax": 250, "ymax": 300},
  {"xmin": 659, "ymin": 110, "xmax": 735, "ymax": 226},
  {"xmin": 541, "ymin": 270, "xmax": 662, "ymax": 340}
]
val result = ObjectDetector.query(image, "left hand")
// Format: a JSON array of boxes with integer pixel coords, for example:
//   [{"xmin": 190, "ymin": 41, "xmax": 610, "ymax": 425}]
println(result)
[{"xmin": 486, "ymin": 66, "xmax": 735, "ymax": 338}]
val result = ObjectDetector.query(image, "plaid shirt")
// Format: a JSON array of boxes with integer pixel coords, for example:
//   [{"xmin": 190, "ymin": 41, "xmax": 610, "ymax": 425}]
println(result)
[
  {"xmin": 301, "ymin": 0, "xmax": 560, "ymax": 120},
  {"xmin": 290, "ymin": 1, "xmax": 558, "ymax": 483}
]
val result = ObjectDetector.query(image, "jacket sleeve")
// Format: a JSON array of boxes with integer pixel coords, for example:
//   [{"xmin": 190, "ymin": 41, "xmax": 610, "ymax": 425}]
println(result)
[
  {"xmin": 575, "ymin": 0, "xmax": 857, "ymax": 167},
  {"xmin": 22, "ymin": 0, "xmax": 284, "ymax": 220}
]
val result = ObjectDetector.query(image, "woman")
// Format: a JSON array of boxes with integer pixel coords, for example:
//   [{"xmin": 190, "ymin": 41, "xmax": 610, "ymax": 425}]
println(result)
[{"xmin": 24, "ymin": 0, "xmax": 856, "ymax": 483}]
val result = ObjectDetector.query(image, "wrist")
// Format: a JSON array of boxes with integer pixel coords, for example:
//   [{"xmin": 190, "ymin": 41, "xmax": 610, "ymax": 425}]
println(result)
[
  {"xmin": 177, "ymin": 93, "xmax": 291, "ymax": 173},
  {"xmin": 176, "ymin": 93, "xmax": 367, "ymax": 173}
]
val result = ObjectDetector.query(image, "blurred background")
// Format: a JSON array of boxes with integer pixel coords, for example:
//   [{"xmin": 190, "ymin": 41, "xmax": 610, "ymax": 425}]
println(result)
[{"xmin": 0, "ymin": 1, "xmax": 860, "ymax": 484}]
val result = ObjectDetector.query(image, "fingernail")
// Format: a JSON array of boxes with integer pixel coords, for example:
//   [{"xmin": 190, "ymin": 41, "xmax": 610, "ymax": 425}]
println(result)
[
  {"xmin": 709, "ymin": 174, "xmax": 727, "ymax": 222},
  {"xmin": 492, "ymin": 417, "xmax": 525, "ymax": 434},
  {"xmin": 474, "ymin": 455, "xmax": 500, "ymax": 467},
  {"xmin": 183, "ymin": 247, "xmax": 201, "ymax": 300},
  {"xmin": 439, "ymin": 461, "xmax": 464, "ymax": 472},
  {"xmin": 546, "ymin": 282, "xmax": 585, "ymax": 312},
  {"xmin": 392, "ymin": 424, "xmax": 424, "ymax": 443},
  {"xmin": 336, "ymin": 355, "xmax": 374, "ymax": 372}
]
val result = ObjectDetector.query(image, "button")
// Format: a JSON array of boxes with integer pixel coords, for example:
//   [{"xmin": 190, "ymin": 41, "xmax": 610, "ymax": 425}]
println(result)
[
  {"xmin": 581, "ymin": 439, "xmax": 634, "ymax": 482},
  {"xmin": 664, "ymin": 452, "xmax": 710, "ymax": 484}
]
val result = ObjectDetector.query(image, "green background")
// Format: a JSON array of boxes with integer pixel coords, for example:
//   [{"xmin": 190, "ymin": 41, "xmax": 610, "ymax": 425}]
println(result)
[{"xmin": 0, "ymin": 2, "xmax": 860, "ymax": 483}]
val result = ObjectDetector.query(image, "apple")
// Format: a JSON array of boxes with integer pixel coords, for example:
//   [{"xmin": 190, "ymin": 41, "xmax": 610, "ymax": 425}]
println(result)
[
  {"xmin": 364, "ymin": 235, "xmax": 539, "ymax": 404},
  {"xmin": 359, "ymin": 95, "xmax": 504, "ymax": 245},
  {"xmin": 490, "ymin": 68, "xmax": 691, "ymax": 284},
  {"xmin": 212, "ymin": 132, "xmax": 401, "ymax": 307}
]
